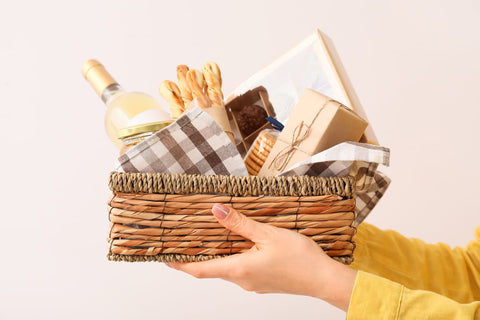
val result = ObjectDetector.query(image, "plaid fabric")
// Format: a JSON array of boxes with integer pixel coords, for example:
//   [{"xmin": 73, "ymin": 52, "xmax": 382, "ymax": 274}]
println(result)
[
  {"xmin": 280, "ymin": 142, "xmax": 391, "ymax": 225},
  {"xmin": 354, "ymin": 170, "xmax": 390, "ymax": 225},
  {"xmin": 115, "ymin": 107, "xmax": 248, "ymax": 176},
  {"xmin": 115, "ymin": 111, "xmax": 389, "ymax": 225}
]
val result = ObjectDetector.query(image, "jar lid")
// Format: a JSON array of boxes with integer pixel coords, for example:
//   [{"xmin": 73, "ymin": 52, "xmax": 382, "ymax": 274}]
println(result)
[{"xmin": 118, "ymin": 120, "xmax": 174, "ymax": 139}]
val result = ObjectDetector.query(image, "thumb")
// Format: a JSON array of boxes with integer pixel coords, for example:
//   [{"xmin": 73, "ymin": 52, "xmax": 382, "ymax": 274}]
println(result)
[{"xmin": 212, "ymin": 203, "xmax": 272, "ymax": 243}]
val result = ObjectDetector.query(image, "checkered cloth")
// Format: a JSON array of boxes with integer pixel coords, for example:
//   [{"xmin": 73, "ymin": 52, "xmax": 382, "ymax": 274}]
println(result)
[
  {"xmin": 115, "ymin": 109, "xmax": 389, "ymax": 225},
  {"xmin": 115, "ymin": 107, "xmax": 248, "ymax": 176},
  {"xmin": 280, "ymin": 142, "xmax": 391, "ymax": 225}
]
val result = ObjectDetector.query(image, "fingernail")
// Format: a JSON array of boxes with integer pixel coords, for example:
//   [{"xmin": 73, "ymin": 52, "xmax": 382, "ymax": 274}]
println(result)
[{"xmin": 212, "ymin": 203, "xmax": 230, "ymax": 219}]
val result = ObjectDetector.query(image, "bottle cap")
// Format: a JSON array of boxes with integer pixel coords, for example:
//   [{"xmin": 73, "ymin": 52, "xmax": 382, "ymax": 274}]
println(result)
[
  {"xmin": 82, "ymin": 59, "xmax": 117, "ymax": 97},
  {"xmin": 118, "ymin": 120, "xmax": 174, "ymax": 139}
]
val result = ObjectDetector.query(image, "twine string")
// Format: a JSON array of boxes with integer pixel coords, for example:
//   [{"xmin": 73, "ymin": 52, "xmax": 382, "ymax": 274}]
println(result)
[{"xmin": 268, "ymin": 100, "xmax": 338, "ymax": 172}]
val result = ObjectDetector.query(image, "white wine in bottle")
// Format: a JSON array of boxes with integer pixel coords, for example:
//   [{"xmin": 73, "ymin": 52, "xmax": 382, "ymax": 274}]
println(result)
[{"xmin": 82, "ymin": 59, "xmax": 171, "ymax": 148}]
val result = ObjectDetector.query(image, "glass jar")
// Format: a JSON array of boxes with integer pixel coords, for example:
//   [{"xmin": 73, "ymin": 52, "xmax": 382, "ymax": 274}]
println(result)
[{"xmin": 118, "ymin": 120, "xmax": 174, "ymax": 155}]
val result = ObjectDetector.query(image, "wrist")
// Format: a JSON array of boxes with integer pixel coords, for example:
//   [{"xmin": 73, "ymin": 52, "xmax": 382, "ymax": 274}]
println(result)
[{"xmin": 311, "ymin": 259, "xmax": 357, "ymax": 312}]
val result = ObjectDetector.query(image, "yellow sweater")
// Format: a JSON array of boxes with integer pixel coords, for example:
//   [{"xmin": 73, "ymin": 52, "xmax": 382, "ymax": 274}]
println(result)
[{"xmin": 347, "ymin": 223, "xmax": 480, "ymax": 319}]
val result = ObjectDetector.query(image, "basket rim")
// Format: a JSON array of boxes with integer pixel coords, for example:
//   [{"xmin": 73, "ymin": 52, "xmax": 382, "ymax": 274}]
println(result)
[
  {"xmin": 107, "ymin": 253, "xmax": 353, "ymax": 265},
  {"xmin": 109, "ymin": 172, "xmax": 355, "ymax": 198}
]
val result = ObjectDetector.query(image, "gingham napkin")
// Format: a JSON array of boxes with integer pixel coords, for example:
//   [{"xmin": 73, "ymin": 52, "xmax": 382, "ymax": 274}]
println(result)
[
  {"xmin": 115, "ymin": 107, "xmax": 248, "ymax": 176},
  {"xmin": 115, "ymin": 108, "xmax": 389, "ymax": 224},
  {"xmin": 280, "ymin": 142, "xmax": 391, "ymax": 225}
]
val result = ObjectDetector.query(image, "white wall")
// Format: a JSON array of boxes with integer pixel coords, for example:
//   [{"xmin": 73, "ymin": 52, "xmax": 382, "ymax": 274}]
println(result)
[{"xmin": 1, "ymin": 0, "xmax": 479, "ymax": 319}]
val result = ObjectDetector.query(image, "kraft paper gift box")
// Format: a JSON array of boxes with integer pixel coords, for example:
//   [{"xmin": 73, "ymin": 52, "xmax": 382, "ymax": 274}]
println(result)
[{"xmin": 258, "ymin": 89, "xmax": 368, "ymax": 177}]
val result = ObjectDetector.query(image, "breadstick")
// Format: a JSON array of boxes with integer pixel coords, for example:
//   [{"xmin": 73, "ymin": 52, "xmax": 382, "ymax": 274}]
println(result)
[
  {"xmin": 202, "ymin": 61, "xmax": 224, "ymax": 107},
  {"xmin": 187, "ymin": 67, "xmax": 234, "ymax": 143},
  {"xmin": 176, "ymin": 65, "xmax": 193, "ymax": 107},
  {"xmin": 159, "ymin": 80, "xmax": 185, "ymax": 119},
  {"xmin": 186, "ymin": 69, "xmax": 210, "ymax": 109}
]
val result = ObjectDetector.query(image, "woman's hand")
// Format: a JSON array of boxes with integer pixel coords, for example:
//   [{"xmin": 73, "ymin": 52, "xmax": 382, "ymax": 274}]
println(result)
[{"xmin": 167, "ymin": 203, "xmax": 357, "ymax": 311}]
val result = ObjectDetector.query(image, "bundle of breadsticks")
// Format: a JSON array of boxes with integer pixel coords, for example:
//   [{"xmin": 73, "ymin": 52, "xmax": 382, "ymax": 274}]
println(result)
[{"xmin": 159, "ymin": 62, "xmax": 234, "ymax": 143}]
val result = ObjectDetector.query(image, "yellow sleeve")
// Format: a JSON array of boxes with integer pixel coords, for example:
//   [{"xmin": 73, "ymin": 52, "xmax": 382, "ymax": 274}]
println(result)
[
  {"xmin": 347, "ymin": 271, "xmax": 480, "ymax": 319},
  {"xmin": 350, "ymin": 223, "xmax": 480, "ymax": 303}
]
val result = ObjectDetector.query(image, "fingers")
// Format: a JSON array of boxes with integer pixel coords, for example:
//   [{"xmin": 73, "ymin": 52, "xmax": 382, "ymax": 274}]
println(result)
[
  {"xmin": 166, "ymin": 254, "xmax": 242, "ymax": 279},
  {"xmin": 212, "ymin": 203, "xmax": 273, "ymax": 244},
  {"xmin": 165, "ymin": 204, "xmax": 275, "ymax": 281}
]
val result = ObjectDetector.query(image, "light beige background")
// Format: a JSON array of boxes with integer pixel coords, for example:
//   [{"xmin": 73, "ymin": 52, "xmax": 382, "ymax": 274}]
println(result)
[{"xmin": 1, "ymin": 0, "xmax": 479, "ymax": 319}]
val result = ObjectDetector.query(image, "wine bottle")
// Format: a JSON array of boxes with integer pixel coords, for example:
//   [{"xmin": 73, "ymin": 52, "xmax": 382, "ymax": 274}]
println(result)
[{"xmin": 82, "ymin": 59, "xmax": 171, "ymax": 148}]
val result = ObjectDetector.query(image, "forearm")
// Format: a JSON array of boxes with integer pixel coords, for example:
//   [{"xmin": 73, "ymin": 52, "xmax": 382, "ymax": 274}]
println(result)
[{"xmin": 310, "ymin": 259, "xmax": 358, "ymax": 312}]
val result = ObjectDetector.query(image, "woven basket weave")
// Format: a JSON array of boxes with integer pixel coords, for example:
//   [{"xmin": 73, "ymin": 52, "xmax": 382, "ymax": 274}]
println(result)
[{"xmin": 107, "ymin": 172, "xmax": 357, "ymax": 264}]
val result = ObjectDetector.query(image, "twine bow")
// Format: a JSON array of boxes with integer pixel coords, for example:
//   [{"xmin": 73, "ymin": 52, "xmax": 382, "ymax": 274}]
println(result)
[{"xmin": 268, "ymin": 99, "xmax": 338, "ymax": 172}]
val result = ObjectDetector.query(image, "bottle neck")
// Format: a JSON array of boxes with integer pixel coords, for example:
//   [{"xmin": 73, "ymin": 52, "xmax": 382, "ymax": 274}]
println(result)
[
  {"xmin": 82, "ymin": 60, "xmax": 123, "ymax": 104},
  {"xmin": 101, "ymin": 83, "xmax": 125, "ymax": 104}
]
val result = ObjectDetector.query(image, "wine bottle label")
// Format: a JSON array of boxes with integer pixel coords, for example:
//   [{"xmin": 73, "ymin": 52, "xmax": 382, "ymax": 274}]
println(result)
[{"xmin": 126, "ymin": 109, "xmax": 171, "ymax": 127}]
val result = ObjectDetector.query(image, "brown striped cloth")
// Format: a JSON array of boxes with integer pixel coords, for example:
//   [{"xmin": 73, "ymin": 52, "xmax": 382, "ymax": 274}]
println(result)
[
  {"xmin": 279, "ymin": 142, "xmax": 391, "ymax": 226},
  {"xmin": 115, "ymin": 107, "xmax": 248, "ymax": 176}
]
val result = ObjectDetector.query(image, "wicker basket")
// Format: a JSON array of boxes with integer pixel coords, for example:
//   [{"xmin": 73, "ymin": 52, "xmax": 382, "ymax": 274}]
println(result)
[{"xmin": 107, "ymin": 172, "xmax": 357, "ymax": 265}]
